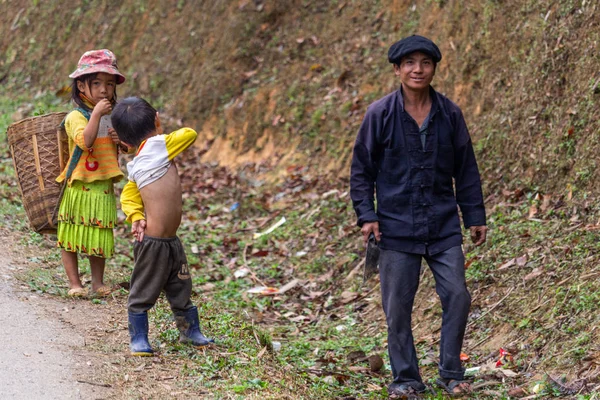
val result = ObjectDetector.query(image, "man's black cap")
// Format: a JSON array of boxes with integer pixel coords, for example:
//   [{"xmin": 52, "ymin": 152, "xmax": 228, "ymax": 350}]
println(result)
[{"xmin": 388, "ymin": 35, "xmax": 442, "ymax": 65}]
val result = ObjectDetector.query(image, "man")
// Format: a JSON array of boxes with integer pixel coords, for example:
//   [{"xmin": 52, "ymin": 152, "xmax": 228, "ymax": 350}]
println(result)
[{"xmin": 350, "ymin": 35, "xmax": 487, "ymax": 397}]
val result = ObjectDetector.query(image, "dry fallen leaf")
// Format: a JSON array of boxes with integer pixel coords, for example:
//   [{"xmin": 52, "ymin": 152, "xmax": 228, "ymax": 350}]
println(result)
[
  {"xmin": 340, "ymin": 291, "xmax": 359, "ymax": 304},
  {"xmin": 256, "ymin": 346, "xmax": 267, "ymax": 359},
  {"xmin": 508, "ymin": 387, "xmax": 528, "ymax": 397},
  {"xmin": 524, "ymin": 267, "xmax": 544, "ymax": 281},
  {"xmin": 498, "ymin": 258, "xmax": 515, "ymax": 270}
]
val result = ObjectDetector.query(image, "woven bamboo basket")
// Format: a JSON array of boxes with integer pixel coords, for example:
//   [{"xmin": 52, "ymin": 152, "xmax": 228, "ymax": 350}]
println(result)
[{"xmin": 7, "ymin": 112, "xmax": 69, "ymax": 234}]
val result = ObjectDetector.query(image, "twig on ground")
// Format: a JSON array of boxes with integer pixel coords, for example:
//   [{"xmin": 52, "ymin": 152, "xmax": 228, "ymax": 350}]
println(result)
[
  {"xmin": 469, "ymin": 334, "xmax": 492, "ymax": 349},
  {"xmin": 580, "ymin": 271, "xmax": 600, "ymax": 280},
  {"xmin": 472, "ymin": 381, "xmax": 502, "ymax": 390},
  {"xmin": 467, "ymin": 286, "xmax": 515, "ymax": 328},
  {"xmin": 546, "ymin": 373, "xmax": 585, "ymax": 396},
  {"xmin": 237, "ymin": 211, "xmax": 281, "ymax": 232},
  {"xmin": 344, "ymin": 258, "xmax": 364, "ymax": 281},
  {"xmin": 326, "ymin": 282, "xmax": 380, "ymax": 314},
  {"xmin": 242, "ymin": 243, "xmax": 268, "ymax": 287},
  {"xmin": 525, "ymin": 298, "xmax": 553, "ymax": 316},
  {"xmin": 76, "ymin": 380, "xmax": 112, "ymax": 388}
]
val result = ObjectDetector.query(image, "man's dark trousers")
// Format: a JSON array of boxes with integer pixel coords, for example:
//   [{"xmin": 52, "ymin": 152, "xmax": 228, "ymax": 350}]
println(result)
[{"xmin": 379, "ymin": 245, "xmax": 471, "ymax": 388}]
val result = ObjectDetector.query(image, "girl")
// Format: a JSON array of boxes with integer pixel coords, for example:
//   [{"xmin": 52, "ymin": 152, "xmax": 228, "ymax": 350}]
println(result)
[{"xmin": 56, "ymin": 49, "xmax": 128, "ymax": 297}]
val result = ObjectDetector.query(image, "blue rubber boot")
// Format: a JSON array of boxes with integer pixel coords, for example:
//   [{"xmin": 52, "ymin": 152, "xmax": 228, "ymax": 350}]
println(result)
[
  {"xmin": 174, "ymin": 306, "xmax": 214, "ymax": 347},
  {"xmin": 128, "ymin": 312, "xmax": 154, "ymax": 356}
]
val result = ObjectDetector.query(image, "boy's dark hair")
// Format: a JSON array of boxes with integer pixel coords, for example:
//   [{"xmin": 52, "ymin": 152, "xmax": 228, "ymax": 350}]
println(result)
[
  {"xmin": 111, "ymin": 97, "xmax": 157, "ymax": 147},
  {"xmin": 71, "ymin": 73, "xmax": 118, "ymax": 110}
]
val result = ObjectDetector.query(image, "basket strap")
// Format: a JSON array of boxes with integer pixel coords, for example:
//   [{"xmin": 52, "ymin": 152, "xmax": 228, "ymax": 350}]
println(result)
[{"xmin": 61, "ymin": 107, "xmax": 91, "ymax": 180}]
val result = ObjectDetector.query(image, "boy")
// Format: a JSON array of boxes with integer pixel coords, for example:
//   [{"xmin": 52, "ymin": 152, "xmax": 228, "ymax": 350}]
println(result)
[{"xmin": 111, "ymin": 97, "xmax": 213, "ymax": 356}]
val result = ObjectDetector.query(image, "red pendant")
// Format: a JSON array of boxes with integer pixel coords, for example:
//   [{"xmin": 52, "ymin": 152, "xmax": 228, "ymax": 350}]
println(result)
[
  {"xmin": 85, "ymin": 160, "xmax": 99, "ymax": 171},
  {"xmin": 85, "ymin": 148, "xmax": 99, "ymax": 171}
]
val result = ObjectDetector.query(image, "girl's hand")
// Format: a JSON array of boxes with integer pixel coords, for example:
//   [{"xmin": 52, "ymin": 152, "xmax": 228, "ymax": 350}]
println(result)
[
  {"xmin": 108, "ymin": 128, "xmax": 120, "ymax": 145},
  {"xmin": 93, "ymin": 98, "xmax": 113, "ymax": 117}
]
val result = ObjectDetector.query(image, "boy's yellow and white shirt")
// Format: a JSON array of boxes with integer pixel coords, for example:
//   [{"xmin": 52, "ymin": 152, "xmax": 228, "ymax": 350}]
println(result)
[{"xmin": 120, "ymin": 128, "xmax": 197, "ymax": 223}]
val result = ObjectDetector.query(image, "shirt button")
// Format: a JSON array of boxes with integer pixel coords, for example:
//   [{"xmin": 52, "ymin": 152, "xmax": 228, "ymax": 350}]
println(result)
[
  {"xmin": 420, "ymin": 166, "xmax": 425, "ymax": 170},
  {"xmin": 424, "ymin": 242, "xmax": 429, "ymax": 246}
]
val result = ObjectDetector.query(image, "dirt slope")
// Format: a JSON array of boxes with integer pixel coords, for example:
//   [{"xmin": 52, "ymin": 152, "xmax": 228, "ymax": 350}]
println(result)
[
  {"xmin": 1, "ymin": 0, "xmax": 599, "ymax": 195},
  {"xmin": 2, "ymin": 4, "xmax": 600, "ymax": 396}
]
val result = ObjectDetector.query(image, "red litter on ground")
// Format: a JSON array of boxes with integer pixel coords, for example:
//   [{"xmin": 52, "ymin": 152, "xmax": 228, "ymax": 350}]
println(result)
[{"xmin": 495, "ymin": 348, "xmax": 514, "ymax": 367}]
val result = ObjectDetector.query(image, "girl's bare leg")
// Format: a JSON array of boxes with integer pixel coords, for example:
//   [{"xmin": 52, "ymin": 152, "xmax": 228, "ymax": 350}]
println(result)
[
  {"xmin": 89, "ymin": 256, "xmax": 107, "ymax": 292},
  {"xmin": 62, "ymin": 250, "xmax": 82, "ymax": 289}
]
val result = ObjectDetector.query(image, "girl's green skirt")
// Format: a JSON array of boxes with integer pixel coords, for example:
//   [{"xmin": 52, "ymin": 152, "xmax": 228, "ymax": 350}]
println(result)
[{"xmin": 57, "ymin": 179, "xmax": 117, "ymax": 258}]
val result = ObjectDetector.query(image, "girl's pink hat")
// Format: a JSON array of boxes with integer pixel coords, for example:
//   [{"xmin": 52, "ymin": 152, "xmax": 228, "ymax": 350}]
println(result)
[{"xmin": 69, "ymin": 49, "xmax": 125, "ymax": 84}]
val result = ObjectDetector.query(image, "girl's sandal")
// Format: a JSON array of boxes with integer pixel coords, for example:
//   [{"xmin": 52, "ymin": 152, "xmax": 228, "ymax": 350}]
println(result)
[
  {"xmin": 91, "ymin": 285, "xmax": 113, "ymax": 298},
  {"xmin": 67, "ymin": 287, "xmax": 88, "ymax": 298}
]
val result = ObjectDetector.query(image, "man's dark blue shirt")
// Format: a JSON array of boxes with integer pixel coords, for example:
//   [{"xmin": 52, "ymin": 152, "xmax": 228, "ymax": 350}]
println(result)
[{"xmin": 350, "ymin": 86, "xmax": 486, "ymax": 255}]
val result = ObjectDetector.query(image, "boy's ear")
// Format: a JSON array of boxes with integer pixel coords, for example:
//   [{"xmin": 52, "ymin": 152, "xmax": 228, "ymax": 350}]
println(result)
[{"xmin": 155, "ymin": 112, "xmax": 163, "ymax": 134}]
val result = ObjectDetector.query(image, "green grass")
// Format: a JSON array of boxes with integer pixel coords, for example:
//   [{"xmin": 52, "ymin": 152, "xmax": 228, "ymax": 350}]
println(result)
[{"xmin": 3, "ymin": 92, "xmax": 600, "ymax": 398}]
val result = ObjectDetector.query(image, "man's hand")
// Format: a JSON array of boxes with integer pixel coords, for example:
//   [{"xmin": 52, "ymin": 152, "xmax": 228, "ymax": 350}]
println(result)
[
  {"xmin": 470, "ymin": 225, "xmax": 487, "ymax": 246},
  {"xmin": 132, "ymin": 219, "xmax": 147, "ymax": 242},
  {"xmin": 361, "ymin": 221, "xmax": 381, "ymax": 244}
]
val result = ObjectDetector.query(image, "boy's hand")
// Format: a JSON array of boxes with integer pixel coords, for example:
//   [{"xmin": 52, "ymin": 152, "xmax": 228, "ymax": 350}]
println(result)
[
  {"xmin": 132, "ymin": 219, "xmax": 147, "ymax": 242},
  {"xmin": 93, "ymin": 99, "xmax": 113, "ymax": 117},
  {"xmin": 108, "ymin": 128, "xmax": 121, "ymax": 145}
]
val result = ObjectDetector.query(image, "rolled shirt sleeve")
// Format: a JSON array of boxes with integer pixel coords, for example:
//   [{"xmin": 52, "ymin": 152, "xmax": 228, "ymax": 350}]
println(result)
[
  {"xmin": 64, "ymin": 110, "xmax": 90, "ymax": 150},
  {"xmin": 121, "ymin": 180, "xmax": 145, "ymax": 224}
]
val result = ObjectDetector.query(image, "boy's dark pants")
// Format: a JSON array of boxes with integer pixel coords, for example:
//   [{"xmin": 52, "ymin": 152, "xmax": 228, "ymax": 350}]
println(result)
[
  {"xmin": 128, "ymin": 235, "xmax": 193, "ymax": 313},
  {"xmin": 379, "ymin": 246, "xmax": 471, "ymax": 390}
]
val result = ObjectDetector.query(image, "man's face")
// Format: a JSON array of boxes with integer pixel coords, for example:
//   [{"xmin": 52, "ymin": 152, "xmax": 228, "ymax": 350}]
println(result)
[{"xmin": 393, "ymin": 52, "xmax": 435, "ymax": 91}]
